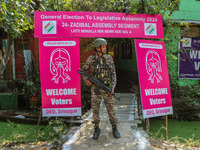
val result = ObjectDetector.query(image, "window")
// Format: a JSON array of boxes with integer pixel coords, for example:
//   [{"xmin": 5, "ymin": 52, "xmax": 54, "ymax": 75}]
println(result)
[{"xmin": 17, "ymin": 40, "xmax": 30, "ymax": 51}]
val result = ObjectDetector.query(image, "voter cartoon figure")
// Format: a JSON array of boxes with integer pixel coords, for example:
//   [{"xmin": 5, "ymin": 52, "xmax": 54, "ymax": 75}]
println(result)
[{"xmin": 50, "ymin": 48, "xmax": 71, "ymax": 84}]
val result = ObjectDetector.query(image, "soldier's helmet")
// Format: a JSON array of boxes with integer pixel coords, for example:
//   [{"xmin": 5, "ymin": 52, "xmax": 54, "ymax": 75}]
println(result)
[{"xmin": 94, "ymin": 38, "xmax": 107, "ymax": 48}]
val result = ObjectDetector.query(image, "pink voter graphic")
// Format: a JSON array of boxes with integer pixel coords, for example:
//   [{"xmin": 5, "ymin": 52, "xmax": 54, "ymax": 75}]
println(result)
[
  {"xmin": 135, "ymin": 39, "xmax": 173, "ymax": 118},
  {"xmin": 50, "ymin": 48, "xmax": 71, "ymax": 84},
  {"xmin": 39, "ymin": 38, "xmax": 81, "ymax": 117}
]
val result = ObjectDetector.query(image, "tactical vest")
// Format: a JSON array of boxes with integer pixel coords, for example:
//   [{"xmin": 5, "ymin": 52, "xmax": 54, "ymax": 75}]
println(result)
[{"xmin": 92, "ymin": 55, "xmax": 110, "ymax": 86}]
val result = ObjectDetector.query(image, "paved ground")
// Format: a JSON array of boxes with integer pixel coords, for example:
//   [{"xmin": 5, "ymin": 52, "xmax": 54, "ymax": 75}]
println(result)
[{"xmin": 62, "ymin": 93, "xmax": 154, "ymax": 150}]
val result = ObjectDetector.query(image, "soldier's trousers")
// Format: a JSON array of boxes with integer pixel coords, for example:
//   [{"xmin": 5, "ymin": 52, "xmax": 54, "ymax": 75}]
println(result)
[{"xmin": 91, "ymin": 85, "xmax": 118, "ymax": 128}]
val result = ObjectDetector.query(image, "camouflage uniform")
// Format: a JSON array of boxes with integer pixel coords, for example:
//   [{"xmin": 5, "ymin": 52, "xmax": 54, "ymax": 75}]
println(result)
[{"xmin": 83, "ymin": 53, "xmax": 117, "ymax": 127}]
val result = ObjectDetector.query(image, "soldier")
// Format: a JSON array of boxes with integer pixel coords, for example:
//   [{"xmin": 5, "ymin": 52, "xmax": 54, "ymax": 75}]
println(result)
[{"xmin": 82, "ymin": 38, "xmax": 120, "ymax": 140}]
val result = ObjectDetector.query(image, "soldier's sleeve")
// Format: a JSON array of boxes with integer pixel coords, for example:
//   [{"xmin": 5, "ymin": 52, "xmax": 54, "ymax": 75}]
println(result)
[
  {"xmin": 108, "ymin": 55, "xmax": 117, "ymax": 90},
  {"xmin": 82, "ymin": 55, "xmax": 93, "ymax": 81}
]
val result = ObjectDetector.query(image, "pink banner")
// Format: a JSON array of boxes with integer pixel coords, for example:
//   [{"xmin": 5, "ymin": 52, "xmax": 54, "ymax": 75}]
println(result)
[
  {"xmin": 39, "ymin": 38, "xmax": 81, "ymax": 117},
  {"xmin": 34, "ymin": 11, "xmax": 164, "ymax": 39},
  {"xmin": 135, "ymin": 39, "xmax": 173, "ymax": 118}
]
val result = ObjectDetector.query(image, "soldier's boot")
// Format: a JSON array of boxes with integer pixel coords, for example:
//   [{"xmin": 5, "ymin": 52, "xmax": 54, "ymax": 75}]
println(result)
[
  {"xmin": 112, "ymin": 125, "xmax": 121, "ymax": 139},
  {"xmin": 93, "ymin": 126, "xmax": 101, "ymax": 140}
]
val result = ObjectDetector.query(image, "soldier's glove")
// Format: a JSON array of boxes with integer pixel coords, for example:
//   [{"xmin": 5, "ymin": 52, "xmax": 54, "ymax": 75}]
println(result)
[
  {"xmin": 85, "ymin": 79, "xmax": 92, "ymax": 86},
  {"xmin": 108, "ymin": 88, "xmax": 115, "ymax": 97},
  {"xmin": 111, "ymin": 88, "xmax": 114, "ymax": 94}
]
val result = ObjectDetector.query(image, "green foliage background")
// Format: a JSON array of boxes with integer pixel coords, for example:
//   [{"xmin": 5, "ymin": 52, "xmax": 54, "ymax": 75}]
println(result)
[{"xmin": 0, "ymin": 0, "xmax": 35, "ymax": 38}]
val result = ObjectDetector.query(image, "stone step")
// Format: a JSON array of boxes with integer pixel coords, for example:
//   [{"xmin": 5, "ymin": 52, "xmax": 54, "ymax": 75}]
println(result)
[
  {"xmin": 100, "ymin": 107, "xmax": 135, "ymax": 111},
  {"xmin": 115, "ymin": 96, "xmax": 134, "ymax": 100},
  {"xmin": 114, "ymin": 102, "xmax": 136, "ymax": 105},
  {"xmin": 115, "ymin": 94, "xmax": 134, "ymax": 97},
  {"xmin": 101, "ymin": 108, "xmax": 135, "ymax": 112},
  {"xmin": 101, "ymin": 104, "xmax": 135, "ymax": 108},
  {"xmin": 101, "ymin": 109, "xmax": 135, "ymax": 112},
  {"xmin": 100, "ymin": 112, "xmax": 134, "ymax": 115},
  {"xmin": 100, "ymin": 114, "xmax": 135, "ymax": 120},
  {"xmin": 100, "ymin": 110, "xmax": 134, "ymax": 113},
  {"xmin": 113, "ymin": 93, "xmax": 135, "ymax": 99},
  {"xmin": 100, "ymin": 119, "xmax": 142, "ymax": 124},
  {"xmin": 91, "ymin": 115, "xmax": 134, "ymax": 119},
  {"xmin": 115, "ymin": 103, "xmax": 135, "ymax": 106},
  {"xmin": 115, "ymin": 98, "xmax": 136, "ymax": 101},
  {"xmin": 100, "ymin": 110, "xmax": 135, "ymax": 114}
]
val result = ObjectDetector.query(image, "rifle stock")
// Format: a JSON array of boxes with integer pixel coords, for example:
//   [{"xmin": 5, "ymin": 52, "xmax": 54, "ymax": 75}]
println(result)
[{"xmin": 77, "ymin": 69, "xmax": 121, "ymax": 101}]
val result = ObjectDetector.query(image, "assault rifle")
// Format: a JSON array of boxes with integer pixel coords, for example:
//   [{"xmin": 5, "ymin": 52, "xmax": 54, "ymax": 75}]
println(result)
[{"xmin": 77, "ymin": 69, "xmax": 121, "ymax": 101}]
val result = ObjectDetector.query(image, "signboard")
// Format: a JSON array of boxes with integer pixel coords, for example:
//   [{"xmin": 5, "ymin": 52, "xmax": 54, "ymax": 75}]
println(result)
[
  {"xmin": 34, "ymin": 11, "xmax": 164, "ymax": 39},
  {"xmin": 135, "ymin": 39, "xmax": 173, "ymax": 118},
  {"xmin": 179, "ymin": 37, "xmax": 200, "ymax": 79},
  {"xmin": 39, "ymin": 38, "xmax": 81, "ymax": 117}
]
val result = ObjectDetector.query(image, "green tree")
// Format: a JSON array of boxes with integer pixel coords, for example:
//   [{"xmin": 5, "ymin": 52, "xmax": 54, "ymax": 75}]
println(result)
[{"xmin": 0, "ymin": 0, "xmax": 35, "ymax": 75}]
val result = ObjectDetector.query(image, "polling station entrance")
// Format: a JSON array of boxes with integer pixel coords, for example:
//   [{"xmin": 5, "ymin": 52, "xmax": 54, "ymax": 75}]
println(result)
[{"xmin": 34, "ymin": 11, "xmax": 172, "ymax": 120}]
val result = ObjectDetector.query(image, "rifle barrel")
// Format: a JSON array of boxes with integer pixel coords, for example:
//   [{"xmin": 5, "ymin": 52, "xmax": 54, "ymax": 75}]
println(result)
[{"xmin": 77, "ymin": 69, "xmax": 121, "ymax": 101}]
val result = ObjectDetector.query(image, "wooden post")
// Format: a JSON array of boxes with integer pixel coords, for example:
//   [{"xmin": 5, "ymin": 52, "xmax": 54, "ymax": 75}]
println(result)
[
  {"xmin": 137, "ymin": 86, "xmax": 141, "ymax": 118},
  {"xmin": 69, "ymin": 117, "xmax": 75, "ymax": 127},
  {"xmin": 57, "ymin": 0, "xmax": 60, "ymax": 11},
  {"xmin": 145, "ymin": 118, "xmax": 150, "ymax": 134},
  {"xmin": 141, "ymin": 0, "xmax": 145, "ymax": 14},
  {"xmin": 35, "ymin": 110, "xmax": 42, "ymax": 140},
  {"xmin": 165, "ymin": 115, "xmax": 168, "ymax": 140},
  {"xmin": 137, "ymin": 93, "xmax": 140, "ymax": 117}
]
